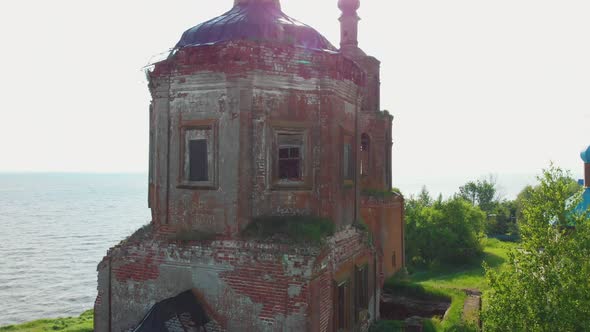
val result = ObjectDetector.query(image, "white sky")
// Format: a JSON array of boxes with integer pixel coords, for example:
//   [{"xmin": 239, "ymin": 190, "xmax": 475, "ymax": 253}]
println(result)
[{"xmin": 0, "ymin": 0, "xmax": 588, "ymax": 197}]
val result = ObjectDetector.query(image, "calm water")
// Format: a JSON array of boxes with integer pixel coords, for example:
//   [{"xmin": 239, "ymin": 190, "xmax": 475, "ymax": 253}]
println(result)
[{"xmin": 0, "ymin": 174, "xmax": 150, "ymax": 326}]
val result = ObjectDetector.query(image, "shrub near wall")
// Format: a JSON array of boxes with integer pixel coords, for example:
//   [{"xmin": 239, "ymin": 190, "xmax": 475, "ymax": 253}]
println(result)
[{"xmin": 405, "ymin": 193, "xmax": 485, "ymax": 267}]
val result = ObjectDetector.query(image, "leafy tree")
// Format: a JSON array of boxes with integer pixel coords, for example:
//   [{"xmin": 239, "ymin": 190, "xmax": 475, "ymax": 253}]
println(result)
[
  {"xmin": 483, "ymin": 165, "xmax": 590, "ymax": 331},
  {"xmin": 417, "ymin": 186, "xmax": 433, "ymax": 206},
  {"xmin": 458, "ymin": 176, "xmax": 520, "ymax": 236},
  {"xmin": 515, "ymin": 178, "xmax": 581, "ymax": 223},
  {"xmin": 458, "ymin": 175, "xmax": 498, "ymax": 214},
  {"xmin": 405, "ymin": 190, "xmax": 486, "ymax": 267},
  {"xmin": 486, "ymin": 200, "xmax": 517, "ymax": 236}
]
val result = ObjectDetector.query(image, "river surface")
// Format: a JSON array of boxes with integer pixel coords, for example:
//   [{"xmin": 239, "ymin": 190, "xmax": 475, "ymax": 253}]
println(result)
[{"xmin": 0, "ymin": 173, "xmax": 150, "ymax": 326}]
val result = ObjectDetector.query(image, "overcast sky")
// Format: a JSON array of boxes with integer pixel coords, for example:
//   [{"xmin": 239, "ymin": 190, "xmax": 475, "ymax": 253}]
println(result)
[{"xmin": 0, "ymin": 0, "xmax": 588, "ymax": 197}]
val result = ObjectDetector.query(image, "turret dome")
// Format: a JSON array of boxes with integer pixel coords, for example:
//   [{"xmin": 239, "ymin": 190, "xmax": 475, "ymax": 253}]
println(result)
[
  {"xmin": 581, "ymin": 145, "xmax": 590, "ymax": 163},
  {"xmin": 175, "ymin": 0, "xmax": 337, "ymax": 51}
]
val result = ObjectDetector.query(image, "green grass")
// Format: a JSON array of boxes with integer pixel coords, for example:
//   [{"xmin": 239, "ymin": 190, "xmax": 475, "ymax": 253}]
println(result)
[
  {"xmin": 377, "ymin": 238, "xmax": 517, "ymax": 331},
  {"xmin": 369, "ymin": 319, "xmax": 407, "ymax": 331},
  {"xmin": 408, "ymin": 238, "xmax": 515, "ymax": 291},
  {"xmin": 0, "ymin": 311, "xmax": 93, "ymax": 332},
  {"xmin": 242, "ymin": 215, "xmax": 335, "ymax": 244}
]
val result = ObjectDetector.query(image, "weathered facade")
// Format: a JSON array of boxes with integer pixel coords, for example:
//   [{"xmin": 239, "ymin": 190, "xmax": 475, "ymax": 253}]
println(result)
[{"xmin": 95, "ymin": 0, "xmax": 404, "ymax": 331}]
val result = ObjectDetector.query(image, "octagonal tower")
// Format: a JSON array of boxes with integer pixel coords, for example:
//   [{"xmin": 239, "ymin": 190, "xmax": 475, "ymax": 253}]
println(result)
[
  {"xmin": 96, "ymin": 1, "xmax": 404, "ymax": 331},
  {"xmin": 147, "ymin": 0, "xmax": 364, "ymax": 237}
]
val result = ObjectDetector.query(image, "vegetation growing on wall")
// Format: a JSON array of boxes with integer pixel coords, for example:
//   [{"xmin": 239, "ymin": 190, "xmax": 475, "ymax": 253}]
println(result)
[
  {"xmin": 242, "ymin": 215, "xmax": 335, "ymax": 244},
  {"xmin": 361, "ymin": 188, "xmax": 401, "ymax": 199}
]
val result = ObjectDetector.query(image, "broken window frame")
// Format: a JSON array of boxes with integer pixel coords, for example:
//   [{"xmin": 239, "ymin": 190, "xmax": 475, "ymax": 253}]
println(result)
[
  {"xmin": 355, "ymin": 264, "xmax": 369, "ymax": 321},
  {"xmin": 178, "ymin": 120, "xmax": 218, "ymax": 189},
  {"xmin": 271, "ymin": 124, "xmax": 311, "ymax": 190},
  {"xmin": 342, "ymin": 132, "xmax": 355, "ymax": 186},
  {"xmin": 360, "ymin": 133, "xmax": 370, "ymax": 176},
  {"xmin": 335, "ymin": 279, "xmax": 352, "ymax": 332}
]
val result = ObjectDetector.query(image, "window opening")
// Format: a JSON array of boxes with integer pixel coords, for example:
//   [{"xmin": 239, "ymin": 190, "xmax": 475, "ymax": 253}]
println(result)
[
  {"xmin": 355, "ymin": 266, "xmax": 369, "ymax": 315},
  {"xmin": 181, "ymin": 124, "xmax": 216, "ymax": 188},
  {"xmin": 336, "ymin": 280, "xmax": 351, "ymax": 331},
  {"xmin": 360, "ymin": 134, "xmax": 370, "ymax": 176},
  {"xmin": 189, "ymin": 139, "xmax": 208, "ymax": 182},
  {"xmin": 278, "ymin": 134, "xmax": 303, "ymax": 181},
  {"xmin": 343, "ymin": 143, "xmax": 354, "ymax": 181}
]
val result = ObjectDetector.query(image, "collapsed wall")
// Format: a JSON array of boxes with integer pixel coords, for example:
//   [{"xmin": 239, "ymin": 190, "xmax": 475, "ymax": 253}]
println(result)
[{"xmin": 95, "ymin": 227, "xmax": 378, "ymax": 332}]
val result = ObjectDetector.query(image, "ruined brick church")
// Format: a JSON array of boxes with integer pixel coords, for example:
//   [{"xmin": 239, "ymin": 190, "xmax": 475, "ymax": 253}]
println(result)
[{"xmin": 95, "ymin": 0, "xmax": 404, "ymax": 330}]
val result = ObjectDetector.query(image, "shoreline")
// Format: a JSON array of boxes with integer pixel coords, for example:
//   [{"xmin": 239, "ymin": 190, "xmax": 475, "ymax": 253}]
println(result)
[{"xmin": 0, "ymin": 310, "xmax": 93, "ymax": 332}]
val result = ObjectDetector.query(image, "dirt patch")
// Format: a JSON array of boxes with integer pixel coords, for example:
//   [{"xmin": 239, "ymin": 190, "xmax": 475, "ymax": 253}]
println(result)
[
  {"xmin": 380, "ymin": 291, "xmax": 451, "ymax": 320},
  {"xmin": 462, "ymin": 288, "xmax": 481, "ymax": 327}
]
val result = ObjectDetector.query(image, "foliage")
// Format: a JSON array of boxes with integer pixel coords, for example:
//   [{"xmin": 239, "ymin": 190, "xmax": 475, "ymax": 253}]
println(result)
[
  {"xmin": 242, "ymin": 215, "xmax": 334, "ymax": 244},
  {"xmin": 458, "ymin": 176, "xmax": 498, "ymax": 214},
  {"xmin": 485, "ymin": 200, "xmax": 517, "ymax": 236},
  {"xmin": 0, "ymin": 310, "xmax": 93, "ymax": 332},
  {"xmin": 514, "ymin": 176, "xmax": 581, "ymax": 224},
  {"xmin": 457, "ymin": 176, "xmax": 520, "ymax": 236},
  {"xmin": 405, "ymin": 189, "xmax": 486, "ymax": 267},
  {"xmin": 379, "ymin": 239, "xmax": 514, "ymax": 331},
  {"xmin": 482, "ymin": 165, "xmax": 590, "ymax": 331}
]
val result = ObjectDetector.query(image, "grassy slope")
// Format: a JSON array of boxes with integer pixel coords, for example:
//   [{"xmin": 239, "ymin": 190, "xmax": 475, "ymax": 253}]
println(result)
[
  {"xmin": 380, "ymin": 238, "xmax": 516, "ymax": 331},
  {"xmin": 411, "ymin": 238, "xmax": 515, "ymax": 290},
  {"xmin": 0, "ymin": 311, "xmax": 93, "ymax": 332}
]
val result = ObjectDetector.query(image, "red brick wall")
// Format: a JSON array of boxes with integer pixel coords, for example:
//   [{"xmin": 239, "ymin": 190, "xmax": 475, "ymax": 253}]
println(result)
[
  {"xmin": 148, "ymin": 41, "xmax": 366, "ymax": 237},
  {"xmin": 96, "ymin": 228, "xmax": 376, "ymax": 332},
  {"xmin": 361, "ymin": 194, "xmax": 404, "ymax": 283}
]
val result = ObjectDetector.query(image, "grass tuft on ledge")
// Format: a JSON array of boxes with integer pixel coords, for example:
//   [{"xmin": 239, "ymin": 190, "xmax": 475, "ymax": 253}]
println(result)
[
  {"xmin": 0, "ymin": 310, "xmax": 93, "ymax": 332},
  {"xmin": 242, "ymin": 215, "xmax": 335, "ymax": 244},
  {"xmin": 361, "ymin": 188, "xmax": 401, "ymax": 199}
]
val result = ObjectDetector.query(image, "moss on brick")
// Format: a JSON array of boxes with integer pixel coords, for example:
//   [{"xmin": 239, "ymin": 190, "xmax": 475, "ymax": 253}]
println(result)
[
  {"xmin": 168, "ymin": 229, "xmax": 218, "ymax": 242},
  {"xmin": 242, "ymin": 215, "xmax": 335, "ymax": 245},
  {"xmin": 361, "ymin": 188, "xmax": 401, "ymax": 199}
]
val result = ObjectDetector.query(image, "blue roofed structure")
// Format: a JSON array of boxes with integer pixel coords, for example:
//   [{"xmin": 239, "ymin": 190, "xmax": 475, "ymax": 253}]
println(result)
[{"xmin": 574, "ymin": 145, "xmax": 590, "ymax": 215}]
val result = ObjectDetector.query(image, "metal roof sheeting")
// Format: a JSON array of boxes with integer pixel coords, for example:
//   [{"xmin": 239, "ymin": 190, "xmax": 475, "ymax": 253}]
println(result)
[{"xmin": 175, "ymin": 3, "xmax": 337, "ymax": 51}]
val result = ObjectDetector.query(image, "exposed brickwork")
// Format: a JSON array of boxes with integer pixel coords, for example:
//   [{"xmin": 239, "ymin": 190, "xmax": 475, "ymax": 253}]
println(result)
[
  {"xmin": 152, "ymin": 41, "xmax": 365, "ymax": 88},
  {"xmin": 318, "ymin": 271, "xmax": 333, "ymax": 332},
  {"xmin": 361, "ymin": 194, "xmax": 405, "ymax": 281},
  {"xmin": 96, "ymin": 228, "xmax": 374, "ymax": 331},
  {"xmin": 96, "ymin": 1, "xmax": 404, "ymax": 330}
]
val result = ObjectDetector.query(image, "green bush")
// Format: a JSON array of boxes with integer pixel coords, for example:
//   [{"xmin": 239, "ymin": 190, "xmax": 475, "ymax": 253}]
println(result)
[
  {"xmin": 405, "ymin": 190, "xmax": 485, "ymax": 268},
  {"xmin": 483, "ymin": 165, "xmax": 590, "ymax": 331}
]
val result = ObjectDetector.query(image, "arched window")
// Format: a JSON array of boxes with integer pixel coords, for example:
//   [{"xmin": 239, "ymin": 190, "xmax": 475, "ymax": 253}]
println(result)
[{"xmin": 360, "ymin": 133, "xmax": 370, "ymax": 176}]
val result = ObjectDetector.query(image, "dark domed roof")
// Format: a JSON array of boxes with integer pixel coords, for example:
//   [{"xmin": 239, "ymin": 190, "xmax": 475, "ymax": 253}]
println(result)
[{"xmin": 175, "ymin": 2, "xmax": 337, "ymax": 51}]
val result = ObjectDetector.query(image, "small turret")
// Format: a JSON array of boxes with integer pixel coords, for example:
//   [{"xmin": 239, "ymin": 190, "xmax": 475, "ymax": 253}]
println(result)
[
  {"xmin": 581, "ymin": 145, "xmax": 590, "ymax": 188},
  {"xmin": 338, "ymin": 0, "xmax": 360, "ymax": 51}
]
